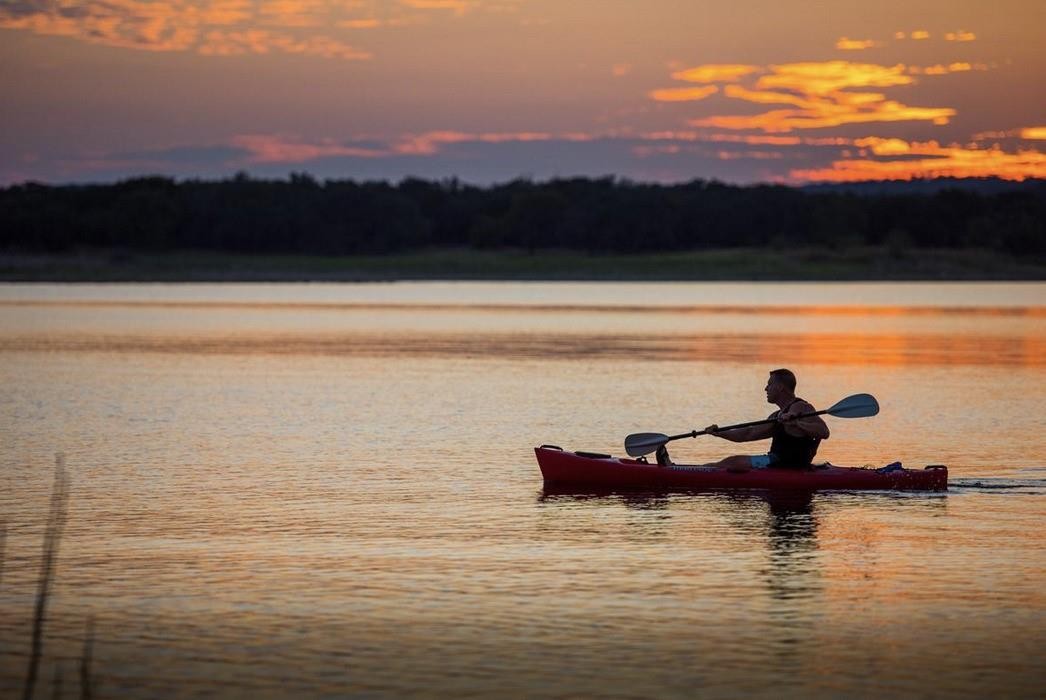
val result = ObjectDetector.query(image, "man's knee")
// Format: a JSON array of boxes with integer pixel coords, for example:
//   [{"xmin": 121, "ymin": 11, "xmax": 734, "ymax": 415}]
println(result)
[{"xmin": 722, "ymin": 455, "xmax": 753, "ymax": 473}]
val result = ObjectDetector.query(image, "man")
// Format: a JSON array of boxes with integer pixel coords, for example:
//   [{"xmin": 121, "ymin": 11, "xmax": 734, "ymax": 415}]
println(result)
[{"xmin": 656, "ymin": 368, "xmax": 829, "ymax": 472}]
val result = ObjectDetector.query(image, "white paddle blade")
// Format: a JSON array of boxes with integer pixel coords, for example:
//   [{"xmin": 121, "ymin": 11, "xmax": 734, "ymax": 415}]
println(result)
[
  {"xmin": 624, "ymin": 432, "xmax": 669, "ymax": 457},
  {"xmin": 826, "ymin": 393, "xmax": 879, "ymax": 418}
]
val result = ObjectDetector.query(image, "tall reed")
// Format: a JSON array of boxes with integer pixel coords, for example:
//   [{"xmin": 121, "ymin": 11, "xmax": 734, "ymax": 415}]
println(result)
[
  {"xmin": 80, "ymin": 617, "xmax": 96, "ymax": 699},
  {"xmin": 1, "ymin": 519, "xmax": 7, "ymax": 587},
  {"xmin": 23, "ymin": 454, "xmax": 70, "ymax": 700}
]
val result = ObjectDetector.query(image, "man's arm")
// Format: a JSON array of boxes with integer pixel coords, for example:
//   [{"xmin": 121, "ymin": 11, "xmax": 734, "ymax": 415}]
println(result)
[
  {"xmin": 703, "ymin": 422, "xmax": 774, "ymax": 442},
  {"xmin": 780, "ymin": 401, "xmax": 830, "ymax": 439}
]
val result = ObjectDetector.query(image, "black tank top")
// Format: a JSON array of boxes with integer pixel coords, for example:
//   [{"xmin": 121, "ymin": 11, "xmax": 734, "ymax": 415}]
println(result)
[{"xmin": 769, "ymin": 398, "xmax": 821, "ymax": 467}]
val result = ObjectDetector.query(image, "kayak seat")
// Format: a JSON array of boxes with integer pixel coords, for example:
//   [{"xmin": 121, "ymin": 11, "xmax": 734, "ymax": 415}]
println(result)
[
  {"xmin": 575, "ymin": 451, "xmax": 612, "ymax": 459},
  {"xmin": 540, "ymin": 444, "xmax": 563, "ymax": 451}
]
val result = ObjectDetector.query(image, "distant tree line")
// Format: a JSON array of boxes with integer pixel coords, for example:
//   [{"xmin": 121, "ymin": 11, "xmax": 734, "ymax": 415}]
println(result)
[{"xmin": 1, "ymin": 173, "xmax": 1043, "ymax": 256}]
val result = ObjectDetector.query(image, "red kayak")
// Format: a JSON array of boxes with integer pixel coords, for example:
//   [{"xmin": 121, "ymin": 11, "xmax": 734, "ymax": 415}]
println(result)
[{"xmin": 535, "ymin": 446, "xmax": 948, "ymax": 491}]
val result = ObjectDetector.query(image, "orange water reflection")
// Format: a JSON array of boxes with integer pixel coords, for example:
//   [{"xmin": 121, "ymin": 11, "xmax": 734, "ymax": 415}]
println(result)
[
  {"xmin": 2, "ymin": 329, "xmax": 1042, "ymax": 366},
  {"xmin": 719, "ymin": 331, "xmax": 1046, "ymax": 366}
]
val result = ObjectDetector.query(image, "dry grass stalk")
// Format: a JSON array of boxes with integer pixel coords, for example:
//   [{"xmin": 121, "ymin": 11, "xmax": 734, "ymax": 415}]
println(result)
[{"xmin": 22, "ymin": 454, "xmax": 70, "ymax": 700}]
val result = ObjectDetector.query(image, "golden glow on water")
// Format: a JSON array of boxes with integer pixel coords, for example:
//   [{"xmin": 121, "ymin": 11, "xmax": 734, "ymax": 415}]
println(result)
[
  {"xmin": 0, "ymin": 329, "xmax": 1043, "ymax": 366},
  {"xmin": 1, "ymin": 283, "xmax": 1044, "ymax": 698}
]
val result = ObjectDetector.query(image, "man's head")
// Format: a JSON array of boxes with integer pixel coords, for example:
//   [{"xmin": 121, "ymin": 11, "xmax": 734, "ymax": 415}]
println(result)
[{"xmin": 765, "ymin": 368, "xmax": 797, "ymax": 404}]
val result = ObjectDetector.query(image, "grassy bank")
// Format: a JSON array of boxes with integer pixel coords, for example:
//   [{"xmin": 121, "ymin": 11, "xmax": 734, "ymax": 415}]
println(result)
[{"xmin": 1, "ymin": 247, "xmax": 1044, "ymax": 281}]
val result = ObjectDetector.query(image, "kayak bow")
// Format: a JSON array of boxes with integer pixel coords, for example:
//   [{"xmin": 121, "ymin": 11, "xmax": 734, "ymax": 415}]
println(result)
[{"xmin": 535, "ymin": 446, "xmax": 948, "ymax": 491}]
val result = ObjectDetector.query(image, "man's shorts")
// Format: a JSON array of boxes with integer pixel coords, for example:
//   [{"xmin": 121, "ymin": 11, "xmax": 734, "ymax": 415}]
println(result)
[{"xmin": 749, "ymin": 453, "xmax": 781, "ymax": 469}]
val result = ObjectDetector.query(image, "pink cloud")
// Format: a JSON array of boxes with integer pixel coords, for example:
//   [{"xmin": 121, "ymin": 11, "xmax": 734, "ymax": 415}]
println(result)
[
  {"xmin": 230, "ymin": 130, "xmax": 598, "ymax": 163},
  {"xmin": 232, "ymin": 134, "xmax": 388, "ymax": 162}
]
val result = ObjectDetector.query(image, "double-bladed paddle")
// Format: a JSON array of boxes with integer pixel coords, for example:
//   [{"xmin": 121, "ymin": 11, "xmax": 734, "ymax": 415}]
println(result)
[{"xmin": 624, "ymin": 393, "xmax": 879, "ymax": 457}]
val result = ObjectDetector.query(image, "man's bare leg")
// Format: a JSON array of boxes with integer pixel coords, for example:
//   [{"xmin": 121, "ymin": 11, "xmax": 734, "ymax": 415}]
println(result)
[
  {"xmin": 659, "ymin": 450, "xmax": 755, "ymax": 473},
  {"xmin": 708, "ymin": 455, "xmax": 755, "ymax": 473}
]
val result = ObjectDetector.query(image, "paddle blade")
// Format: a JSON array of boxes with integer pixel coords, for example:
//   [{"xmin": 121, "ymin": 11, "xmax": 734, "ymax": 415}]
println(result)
[
  {"xmin": 826, "ymin": 393, "xmax": 879, "ymax": 418},
  {"xmin": 625, "ymin": 432, "xmax": 669, "ymax": 457}
]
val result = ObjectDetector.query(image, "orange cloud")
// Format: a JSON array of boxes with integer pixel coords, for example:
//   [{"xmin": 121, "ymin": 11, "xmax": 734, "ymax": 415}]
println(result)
[
  {"xmin": 852, "ymin": 136, "xmax": 912, "ymax": 155},
  {"xmin": 652, "ymin": 60, "xmax": 957, "ymax": 133},
  {"xmin": 970, "ymin": 127, "xmax": 1046, "ymax": 143},
  {"xmin": 894, "ymin": 30, "xmax": 932, "ymax": 40},
  {"xmin": 722, "ymin": 84, "xmax": 816, "ymax": 108},
  {"xmin": 640, "ymin": 131, "xmax": 802, "ymax": 146},
  {"xmin": 692, "ymin": 101, "xmax": 954, "ymax": 133},
  {"xmin": 671, "ymin": 64, "xmax": 760, "ymax": 83},
  {"xmin": 835, "ymin": 37, "xmax": 878, "ymax": 50},
  {"xmin": 791, "ymin": 139, "xmax": 1046, "ymax": 182},
  {"xmin": 199, "ymin": 1, "xmax": 254, "ymax": 25},
  {"xmin": 258, "ymin": 0, "xmax": 324, "ymax": 27},
  {"xmin": 611, "ymin": 63, "xmax": 632, "ymax": 77},
  {"xmin": 833, "ymin": 91, "xmax": 890, "ymax": 106},
  {"xmin": 0, "ymin": 0, "xmax": 201, "ymax": 51},
  {"xmin": 972, "ymin": 130, "xmax": 1016, "ymax": 140},
  {"xmin": 648, "ymin": 85, "xmax": 719, "ymax": 102},
  {"xmin": 756, "ymin": 61, "xmax": 912, "ymax": 94},
  {"xmin": 398, "ymin": 0, "xmax": 472, "ymax": 14},
  {"xmin": 911, "ymin": 62, "xmax": 981, "ymax": 75},
  {"xmin": 0, "ymin": 0, "xmax": 372, "ymax": 59},
  {"xmin": 945, "ymin": 30, "xmax": 976, "ymax": 41},
  {"xmin": 200, "ymin": 29, "xmax": 371, "ymax": 59}
]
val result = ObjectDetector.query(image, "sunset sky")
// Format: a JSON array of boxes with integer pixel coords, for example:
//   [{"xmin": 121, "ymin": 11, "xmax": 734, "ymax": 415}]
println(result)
[{"xmin": 2, "ymin": 0, "xmax": 1045, "ymax": 185}]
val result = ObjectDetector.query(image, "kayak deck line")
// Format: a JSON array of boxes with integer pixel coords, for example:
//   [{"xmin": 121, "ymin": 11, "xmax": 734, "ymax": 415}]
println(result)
[
  {"xmin": 665, "ymin": 465, "xmax": 736, "ymax": 473},
  {"xmin": 535, "ymin": 446, "xmax": 949, "ymax": 492}
]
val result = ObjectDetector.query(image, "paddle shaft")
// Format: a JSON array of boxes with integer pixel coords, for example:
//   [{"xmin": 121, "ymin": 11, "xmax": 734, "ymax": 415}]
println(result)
[
  {"xmin": 664, "ymin": 407, "xmax": 830, "ymax": 443},
  {"xmin": 625, "ymin": 393, "xmax": 877, "ymax": 456}
]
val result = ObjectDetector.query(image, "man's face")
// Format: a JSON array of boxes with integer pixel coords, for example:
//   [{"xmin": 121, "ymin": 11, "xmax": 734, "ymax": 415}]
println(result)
[{"xmin": 765, "ymin": 376, "xmax": 783, "ymax": 404}]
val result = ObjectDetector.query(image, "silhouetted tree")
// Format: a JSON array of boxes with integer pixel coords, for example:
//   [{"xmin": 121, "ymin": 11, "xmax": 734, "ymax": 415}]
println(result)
[{"xmin": 1, "ymin": 175, "xmax": 1042, "ymax": 256}]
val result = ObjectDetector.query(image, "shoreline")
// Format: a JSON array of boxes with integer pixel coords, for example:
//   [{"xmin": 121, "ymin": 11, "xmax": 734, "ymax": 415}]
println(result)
[{"xmin": 2, "ymin": 247, "xmax": 1044, "ymax": 282}]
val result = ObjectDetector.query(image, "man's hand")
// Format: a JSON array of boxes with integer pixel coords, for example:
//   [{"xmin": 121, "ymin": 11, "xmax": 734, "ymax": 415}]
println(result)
[
  {"xmin": 704, "ymin": 424, "xmax": 720, "ymax": 433},
  {"xmin": 777, "ymin": 411, "xmax": 797, "ymax": 422}
]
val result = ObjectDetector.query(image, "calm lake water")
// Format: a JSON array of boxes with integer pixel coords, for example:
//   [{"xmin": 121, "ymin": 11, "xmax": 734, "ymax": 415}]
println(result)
[{"xmin": 1, "ymin": 281, "xmax": 1044, "ymax": 698}]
